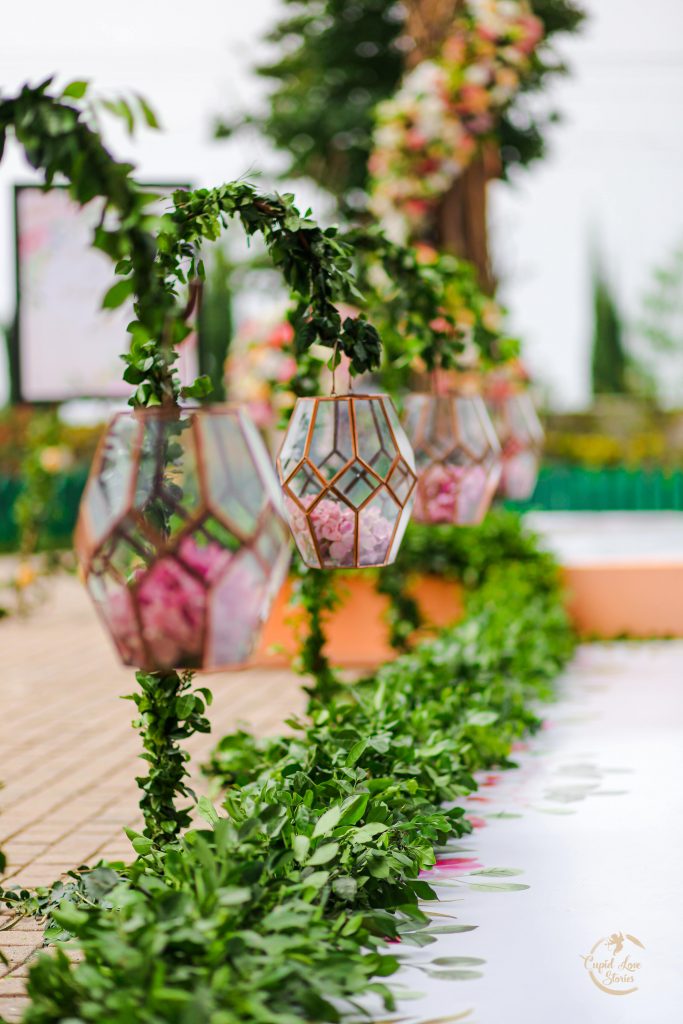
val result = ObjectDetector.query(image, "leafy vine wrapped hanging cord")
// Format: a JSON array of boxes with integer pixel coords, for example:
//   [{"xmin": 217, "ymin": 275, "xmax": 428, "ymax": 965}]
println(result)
[{"xmin": 0, "ymin": 79, "xmax": 389, "ymax": 842}]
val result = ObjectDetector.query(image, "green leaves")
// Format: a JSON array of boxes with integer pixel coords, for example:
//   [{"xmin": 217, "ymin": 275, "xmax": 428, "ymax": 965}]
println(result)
[
  {"xmin": 129, "ymin": 670, "xmax": 212, "ymax": 843},
  {"xmin": 308, "ymin": 841, "xmax": 340, "ymax": 866},
  {"xmin": 180, "ymin": 375, "xmax": 213, "ymax": 400},
  {"xmin": 312, "ymin": 805, "xmax": 342, "ymax": 838},
  {"xmin": 102, "ymin": 278, "xmax": 134, "ymax": 309},
  {"xmin": 4, "ymin": 510, "xmax": 575, "ymax": 1024},
  {"xmin": 62, "ymin": 80, "xmax": 88, "ymax": 99},
  {"xmin": 3, "ymin": 83, "xmax": 390, "ymax": 412}
]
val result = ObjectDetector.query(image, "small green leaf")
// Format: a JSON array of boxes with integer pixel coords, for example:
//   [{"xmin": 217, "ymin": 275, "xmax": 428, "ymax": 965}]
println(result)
[
  {"xmin": 339, "ymin": 792, "xmax": 368, "ymax": 826},
  {"xmin": 197, "ymin": 797, "xmax": 220, "ymax": 826},
  {"xmin": 62, "ymin": 80, "xmax": 88, "ymax": 99},
  {"xmin": 345, "ymin": 739, "xmax": 368, "ymax": 766},
  {"xmin": 332, "ymin": 876, "xmax": 358, "ymax": 901},
  {"xmin": 102, "ymin": 278, "xmax": 134, "ymax": 309},
  {"xmin": 428, "ymin": 924, "xmax": 478, "ymax": 934},
  {"xmin": 180, "ymin": 375, "xmax": 213, "ymax": 400},
  {"xmin": 431, "ymin": 957, "xmax": 486, "ymax": 967},
  {"xmin": 292, "ymin": 835, "xmax": 310, "ymax": 863},
  {"xmin": 470, "ymin": 868, "xmax": 523, "ymax": 877},
  {"xmin": 308, "ymin": 841, "xmax": 339, "ymax": 866},
  {"xmin": 136, "ymin": 93, "xmax": 160, "ymax": 129},
  {"xmin": 426, "ymin": 969, "xmax": 483, "ymax": 981},
  {"xmin": 312, "ymin": 805, "xmax": 342, "ymax": 838}
]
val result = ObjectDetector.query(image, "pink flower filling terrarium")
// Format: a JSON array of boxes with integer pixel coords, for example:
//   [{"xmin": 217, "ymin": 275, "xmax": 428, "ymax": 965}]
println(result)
[
  {"xmin": 487, "ymin": 386, "xmax": 544, "ymax": 501},
  {"xmin": 75, "ymin": 407, "xmax": 291, "ymax": 671},
  {"xmin": 277, "ymin": 395, "xmax": 417, "ymax": 568},
  {"xmin": 403, "ymin": 392, "xmax": 502, "ymax": 525}
]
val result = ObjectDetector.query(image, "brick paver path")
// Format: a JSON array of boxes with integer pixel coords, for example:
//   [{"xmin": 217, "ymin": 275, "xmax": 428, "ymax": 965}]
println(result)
[{"xmin": 0, "ymin": 570, "xmax": 305, "ymax": 1020}]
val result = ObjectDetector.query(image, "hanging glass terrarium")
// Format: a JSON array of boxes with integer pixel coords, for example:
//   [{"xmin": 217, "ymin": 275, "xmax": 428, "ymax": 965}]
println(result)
[
  {"xmin": 75, "ymin": 407, "xmax": 291, "ymax": 671},
  {"xmin": 486, "ymin": 381, "xmax": 544, "ymax": 501},
  {"xmin": 403, "ymin": 391, "xmax": 502, "ymax": 525},
  {"xmin": 277, "ymin": 395, "xmax": 417, "ymax": 568}
]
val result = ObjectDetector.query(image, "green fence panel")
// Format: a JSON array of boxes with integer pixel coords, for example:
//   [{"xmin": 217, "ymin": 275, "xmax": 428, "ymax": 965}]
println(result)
[{"xmin": 507, "ymin": 465, "xmax": 683, "ymax": 513}]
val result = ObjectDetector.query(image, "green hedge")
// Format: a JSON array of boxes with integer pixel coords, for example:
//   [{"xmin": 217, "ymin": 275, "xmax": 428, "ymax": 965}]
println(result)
[{"xmin": 0, "ymin": 467, "xmax": 89, "ymax": 551}]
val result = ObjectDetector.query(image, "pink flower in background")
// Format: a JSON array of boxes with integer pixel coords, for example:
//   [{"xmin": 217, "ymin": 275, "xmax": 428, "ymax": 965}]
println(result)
[
  {"xmin": 466, "ymin": 815, "xmax": 487, "ymax": 829},
  {"xmin": 368, "ymin": 0, "xmax": 544, "ymax": 239},
  {"xmin": 267, "ymin": 322, "xmax": 294, "ymax": 348}
]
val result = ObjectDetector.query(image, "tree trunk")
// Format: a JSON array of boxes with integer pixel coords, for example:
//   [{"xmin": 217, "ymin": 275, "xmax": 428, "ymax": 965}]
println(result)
[{"xmin": 402, "ymin": 0, "xmax": 497, "ymax": 293}]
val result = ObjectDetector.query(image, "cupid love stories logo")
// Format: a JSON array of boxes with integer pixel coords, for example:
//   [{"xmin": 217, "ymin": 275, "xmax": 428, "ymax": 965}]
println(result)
[{"xmin": 580, "ymin": 932, "xmax": 645, "ymax": 995}]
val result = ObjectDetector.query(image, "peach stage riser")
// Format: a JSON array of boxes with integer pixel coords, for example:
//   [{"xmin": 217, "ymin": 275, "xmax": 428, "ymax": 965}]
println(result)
[{"xmin": 252, "ymin": 565, "xmax": 683, "ymax": 667}]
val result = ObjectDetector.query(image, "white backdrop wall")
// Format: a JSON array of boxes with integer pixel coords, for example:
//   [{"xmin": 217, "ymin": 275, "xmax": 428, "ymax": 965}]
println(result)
[{"xmin": 0, "ymin": 0, "xmax": 681, "ymax": 408}]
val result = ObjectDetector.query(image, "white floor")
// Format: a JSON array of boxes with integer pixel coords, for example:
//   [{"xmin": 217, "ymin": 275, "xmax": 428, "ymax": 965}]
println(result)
[
  {"xmin": 525, "ymin": 511, "xmax": 683, "ymax": 566},
  {"xmin": 382, "ymin": 642, "xmax": 683, "ymax": 1024}
]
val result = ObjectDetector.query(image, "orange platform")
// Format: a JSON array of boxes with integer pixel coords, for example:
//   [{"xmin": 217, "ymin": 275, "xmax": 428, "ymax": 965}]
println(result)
[
  {"xmin": 563, "ymin": 563, "xmax": 683, "ymax": 639},
  {"xmin": 253, "ymin": 557, "xmax": 683, "ymax": 669},
  {"xmin": 254, "ymin": 574, "xmax": 464, "ymax": 667}
]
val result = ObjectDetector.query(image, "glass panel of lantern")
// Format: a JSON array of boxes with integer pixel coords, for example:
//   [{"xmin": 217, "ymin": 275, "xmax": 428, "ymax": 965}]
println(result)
[
  {"xmin": 403, "ymin": 393, "xmax": 502, "ymax": 525},
  {"xmin": 487, "ymin": 389, "xmax": 544, "ymax": 501},
  {"xmin": 277, "ymin": 395, "xmax": 417, "ymax": 568},
  {"xmin": 74, "ymin": 407, "xmax": 291, "ymax": 671}
]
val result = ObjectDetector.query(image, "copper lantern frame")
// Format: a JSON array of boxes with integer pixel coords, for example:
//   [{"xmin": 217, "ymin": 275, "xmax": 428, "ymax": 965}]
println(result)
[
  {"xmin": 75, "ymin": 405, "xmax": 291, "ymax": 673},
  {"xmin": 403, "ymin": 390, "xmax": 502, "ymax": 526},
  {"xmin": 487, "ymin": 386, "xmax": 544, "ymax": 501},
  {"xmin": 277, "ymin": 394, "xmax": 418, "ymax": 569}
]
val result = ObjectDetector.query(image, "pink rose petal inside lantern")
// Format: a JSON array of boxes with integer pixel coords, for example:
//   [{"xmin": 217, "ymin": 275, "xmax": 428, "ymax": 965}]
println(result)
[
  {"xmin": 137, "ymin": 557, "xmax": 205, "ymax": 669},
  {"xmin": 309, "ymin": 498, "xmax": 356, "ymax": 568},
  {"xmin": 414, "ymin": 462, "xmax": 489, "ymax": 525}
]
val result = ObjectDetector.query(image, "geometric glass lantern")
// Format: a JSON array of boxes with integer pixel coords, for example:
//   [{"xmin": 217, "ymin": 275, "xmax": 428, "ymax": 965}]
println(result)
[
  {"xmin": 487, "ymin": 389, "xmax": 544, "ymax": 501},
  {"xmin": 74, "ymin": 407, "xmax": 291, "ymax": 671},
  {"xmin": 403, "ymin": 392, "xmax": 502, "ymax": 525},
  {"xmin": 277, "ymin": 394, "xmax": 417, "ymax": 568}
]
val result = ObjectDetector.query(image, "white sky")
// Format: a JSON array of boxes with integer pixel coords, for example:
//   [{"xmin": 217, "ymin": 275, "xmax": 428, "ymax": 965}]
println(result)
[{"xmin": 1, "ymin": 0, "xmax": 682, "ymax": 408}]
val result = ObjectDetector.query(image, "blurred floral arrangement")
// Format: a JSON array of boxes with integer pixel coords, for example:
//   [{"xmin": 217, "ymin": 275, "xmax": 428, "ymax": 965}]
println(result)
[
  {"xmin": 353, "ymin": 239, "xmax": 518, "ymax": 382},
  {"xmin": 224, "ymin": 305, "xmax": 298, "ymax": 430},
  {"xmin": 369, "ymin": 0, "xmax": 545, "ymax": 239},
  {"xmin": 0, "ymin": 406, "xmax": 101, "ymax": 477},
  {"xmin": 0, "ymin": 409, "xmax": 100, "ymax": 614},
  {"xmin": 226, "ymin": 0, "xmax": 585, "ymax": 216},
  {"xmin": 223, "ymin": 235, "xmax": 519, "ymax": 432}
]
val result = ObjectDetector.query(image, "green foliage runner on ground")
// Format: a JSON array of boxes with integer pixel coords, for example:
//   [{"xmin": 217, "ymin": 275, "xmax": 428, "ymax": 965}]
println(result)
[{"xmin": 1, "ymin": 512, "xmax": 574, "ymax": 1024}]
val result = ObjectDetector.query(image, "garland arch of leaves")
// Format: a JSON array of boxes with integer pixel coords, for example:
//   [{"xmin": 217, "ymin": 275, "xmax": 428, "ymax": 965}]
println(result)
[
  {"xmin": 0, "ymin": 78, "xmax": 390, "ymax": 843},
  {"xmin": 0, "ymin": 77, "xmax": 523, "ymax": 842},
  {"xmin": 0, "ymin": 80, "xmax": 385, "ymax": 410}
]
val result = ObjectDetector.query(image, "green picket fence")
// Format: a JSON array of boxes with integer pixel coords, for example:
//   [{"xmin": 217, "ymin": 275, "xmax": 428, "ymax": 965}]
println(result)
[
  {"xmin": 2, "ymin": 463, "xmax": 683, "ymax": 551},
  {"xmin": 508, "ymin": 464, "xmax": 683, "ymax": 513}
]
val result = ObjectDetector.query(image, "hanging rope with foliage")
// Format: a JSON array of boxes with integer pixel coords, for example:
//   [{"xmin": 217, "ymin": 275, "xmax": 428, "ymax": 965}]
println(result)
[{"xmin": 0, "ymin": 78, "xmax": 391, "ymax": 842}]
